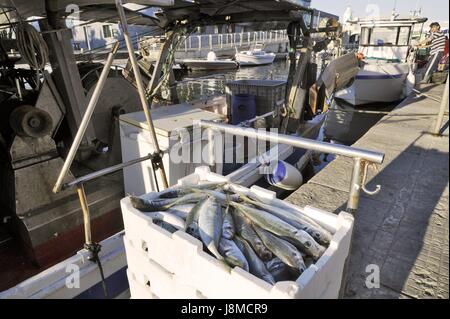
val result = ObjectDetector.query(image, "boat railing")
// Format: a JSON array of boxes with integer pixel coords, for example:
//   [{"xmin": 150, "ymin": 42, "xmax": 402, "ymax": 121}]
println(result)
[
  {"xmin": 198, "ymin": 120, "xmax": 385, "ymax": 215},
  {"xmin": 143, "ymin": 30, "xmax": 288, "ymax": 53}
]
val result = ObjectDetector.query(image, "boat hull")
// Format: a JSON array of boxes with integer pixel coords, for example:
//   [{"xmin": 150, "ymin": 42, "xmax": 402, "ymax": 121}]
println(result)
[
  {"xmin": 235, "ymin": 53, "xmax": 276, "ymax": 66},
  {"xmin": 334, "ymin": 62, "xmax": 410, "ymax": 106},
  {"xmin": 323, "ymin": 100, "xmax": 396, "ymax": 145},
  {"xmin": 179, "ymin": 59, "xmax": 239, "ymax": 70}
]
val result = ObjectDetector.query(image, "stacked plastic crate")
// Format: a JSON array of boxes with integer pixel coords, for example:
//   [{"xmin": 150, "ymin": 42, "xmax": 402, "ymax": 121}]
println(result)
[{"xmin": 121, "ymin": 167, "xmax": 354, "ymax": 299}]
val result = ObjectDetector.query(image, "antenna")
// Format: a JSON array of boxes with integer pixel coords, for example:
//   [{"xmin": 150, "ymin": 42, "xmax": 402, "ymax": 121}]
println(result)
[{"xmin": 391, "ymin": 0, "xmax": 398, "ymax": 20}]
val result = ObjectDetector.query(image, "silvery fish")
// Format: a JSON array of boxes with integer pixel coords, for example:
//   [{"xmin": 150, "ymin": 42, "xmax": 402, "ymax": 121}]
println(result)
[
  {"xmin": 198, "ymin": 196, "xmax": 223, "ymax": 260},
  {"xmin": 232, "ymin": 209, "xmax": 273, "ymax": 262},
  {"xmin": 158, "ymin": 182, "xmax": 226, "ymax": 199},
  {"xmin": 253, "ymin": 225, "xmax": 307, "ymax": 274},
  {"xmin": 222, "ymin": 206, "xmax": 236, "ymax": 240},
  {"xmin": 166, "ymin": 204, "xmax": 196, "ymax": 220},
  {"xmin": 130, "ymin": 193, "xmax": 207, "ymax": 212},
  {"xmin": 219, "ymin": 238, "xmax": 249, "ymax": 271},
  {"xmin": 234, "ymin": 236, "xmax": 275, "ymax": 285},
  {"xmin": 185, "ymin": 199, "xmax": 207, "ymax": 240},
  {"xmin": 231, "ymin": 202, "xmax": 325, "ymax": 260},
  {"xmin": 265, "ymin": 257, "xmax": 293, "ymax": 282},
  {"xmin": 192, "ymin": 188, "xmax": 241, "ymax": 204},
  {"xmin": 236, "ymin": 192, "xmax": 332, "ymax": 245},
  {"xmin": 240, "ymin": 191, "xmax": 325, "ymax": 230}
]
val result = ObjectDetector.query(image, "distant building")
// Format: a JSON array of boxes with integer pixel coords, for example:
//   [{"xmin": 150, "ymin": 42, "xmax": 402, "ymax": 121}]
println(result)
[{"xmin": 70, "ymin": 22, "xmax": 152, "ymax": 52}]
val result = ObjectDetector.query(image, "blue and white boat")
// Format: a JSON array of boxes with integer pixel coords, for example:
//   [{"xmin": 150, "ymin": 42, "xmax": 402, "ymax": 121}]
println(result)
[{"xmin": 335, "ymin": 16, "xmax": 427, "ymax": 105}]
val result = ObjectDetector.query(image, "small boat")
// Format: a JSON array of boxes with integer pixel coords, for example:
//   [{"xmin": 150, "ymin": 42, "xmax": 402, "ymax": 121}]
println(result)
[
  {"xmin": 178, "ymin": 51, "xmax": 239, "ymax": 70},
  {"xmin": 334, "ymin": 16, "xmax": 427, "ymax": 106},
  {"xmin": 325, "ymin": 14, "xmax": 428, "ymax": 144},
  {"xmin": 235, "ymin": 44, "xmax": 276, "ymax": 66}
]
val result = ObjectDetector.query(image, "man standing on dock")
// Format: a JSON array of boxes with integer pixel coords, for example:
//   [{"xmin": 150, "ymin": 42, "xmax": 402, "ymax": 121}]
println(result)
[{"xmin": 420, "ymin": 22, "xmax": 448, "ymax": 83}]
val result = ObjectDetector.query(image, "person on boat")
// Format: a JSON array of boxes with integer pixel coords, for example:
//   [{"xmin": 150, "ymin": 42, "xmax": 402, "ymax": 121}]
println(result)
[{"xmin": 420, "ymin": 22, "xmax": 448, "ymax": 83}]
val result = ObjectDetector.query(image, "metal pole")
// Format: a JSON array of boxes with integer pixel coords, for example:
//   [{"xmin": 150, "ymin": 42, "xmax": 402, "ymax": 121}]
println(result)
[
  {"xmin": 347, "ymin": 158, "xmax": 364, "ymax": 214},
  {"xmin": 199, "ymin": 121, "xmax": 384, "ymax": 164},
  {"xmin": 76, "ymin": 183, "xmax": 92, "ymax": 245},
  {"xmin": 64, "ymin": 154, "xmax": 154, "ymax": 190},
  {"xmin": 433, "ymin": 76, "xmax": 449, "ymax": 135},
  {"xmin": 115, "ymin": 0, "xmax": 168, "ymax": 190},
  {"xmin": 53, "ymin": 42, "xmax": 120, "ymax": 194}
]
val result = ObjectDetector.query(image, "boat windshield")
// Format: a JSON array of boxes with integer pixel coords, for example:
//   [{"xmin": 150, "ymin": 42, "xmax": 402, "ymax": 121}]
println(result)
[{"xmin": 360, "ymin": 26, "xmax": 411, "ymax": 46}]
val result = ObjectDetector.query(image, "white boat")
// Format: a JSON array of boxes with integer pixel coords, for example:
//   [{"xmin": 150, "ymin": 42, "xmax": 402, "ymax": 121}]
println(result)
[
  {"xmin": 335, "ymin": 16, "xmax": 427, "ymax": 106},
  {"xmin": 235, "ymin": 44, "xmax": 276, "ymax": 66},
  {"xmin": 334, "ymin": 61, "xmax": 411, "ymax": 105},
  {"xmin": 179, "ymin": 51, "xmax": 239, "ymax": 70}
]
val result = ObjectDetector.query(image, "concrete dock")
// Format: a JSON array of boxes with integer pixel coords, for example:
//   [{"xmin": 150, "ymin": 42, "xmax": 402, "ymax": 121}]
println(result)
[{"xmin": 287, "ymin": 83, "xmax": 449, "ymax": 299}]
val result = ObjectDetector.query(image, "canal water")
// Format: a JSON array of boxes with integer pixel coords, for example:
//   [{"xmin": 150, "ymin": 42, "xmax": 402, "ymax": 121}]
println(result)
[{"xmin": 175, "ymin": 60, "xmax": 290, "ymax": 103}]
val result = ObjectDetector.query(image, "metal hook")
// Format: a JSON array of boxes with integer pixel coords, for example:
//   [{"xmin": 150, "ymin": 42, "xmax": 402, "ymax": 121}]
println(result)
[{"xmin": 361, "ymin": 162, "xmax": 382, "ymax": 196}]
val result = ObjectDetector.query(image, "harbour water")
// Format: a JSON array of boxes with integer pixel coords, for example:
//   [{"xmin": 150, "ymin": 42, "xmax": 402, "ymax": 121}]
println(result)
[{"xmin": 175, "ymin": 60, "xmax": 290, "ymax": 103}]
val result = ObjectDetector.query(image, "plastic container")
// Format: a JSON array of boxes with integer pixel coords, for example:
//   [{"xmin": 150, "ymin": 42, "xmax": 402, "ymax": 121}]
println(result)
[
  {"xmin": 121, "ymin": 166, "xmax": 354, "ymax": 299},
  {"xmin": 119, "ymin": 104, "xmax": 224, "ymax": 196},
  {"xmin": 226, "ymin": 80, "xmax": 287, "ymax": 120},
  {"xmin": 231, "ymin": 94, "xmax": 256, "ymax": 125}
]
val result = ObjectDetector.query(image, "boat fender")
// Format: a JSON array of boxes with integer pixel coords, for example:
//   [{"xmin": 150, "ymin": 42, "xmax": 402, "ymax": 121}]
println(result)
[{"xmin": 265, "ymin": 160, "xmax": 303, "ymax": 191}]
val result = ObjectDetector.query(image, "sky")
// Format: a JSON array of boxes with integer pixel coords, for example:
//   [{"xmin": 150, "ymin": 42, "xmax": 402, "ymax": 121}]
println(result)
[{"xmin": 311, "ymin": 0, "xmax": 449, "ymax": 24}]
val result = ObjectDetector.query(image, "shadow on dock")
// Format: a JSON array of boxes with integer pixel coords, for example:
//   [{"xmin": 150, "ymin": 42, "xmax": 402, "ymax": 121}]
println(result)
[{"xmin": 287, "ymin": 83, "xmax": 449, "ymax": 299}]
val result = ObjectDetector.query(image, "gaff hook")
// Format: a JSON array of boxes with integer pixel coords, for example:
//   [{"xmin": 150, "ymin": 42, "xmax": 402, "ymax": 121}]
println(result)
[{"xmin": 361, "ymin": 162, "xmax": 382, "ymax": 196}]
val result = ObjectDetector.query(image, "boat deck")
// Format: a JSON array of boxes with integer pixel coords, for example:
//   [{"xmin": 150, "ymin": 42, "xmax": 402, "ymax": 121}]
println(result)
[
  {"xmin": 0, "ymin": 171, "xmax": 125, "ymax": 292},
  {"xmin": 287, "ymin": 83, "xmax": 449, "ymax": 299}
]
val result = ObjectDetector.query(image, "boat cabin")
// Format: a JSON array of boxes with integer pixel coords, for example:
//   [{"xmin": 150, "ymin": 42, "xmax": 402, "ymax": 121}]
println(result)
[{"xmin": 358, "ymin": 18, "xmax": 427, "ymax": 63}]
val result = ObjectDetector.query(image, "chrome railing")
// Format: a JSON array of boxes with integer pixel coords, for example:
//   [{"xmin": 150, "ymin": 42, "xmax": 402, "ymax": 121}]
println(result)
[
  {"xmin": 199, "ymin": 120, "xmax": 385, "ymax": 214},
  {"xmin": 141, "ymin": 30, "xmax": 289, "ymax": 53}
]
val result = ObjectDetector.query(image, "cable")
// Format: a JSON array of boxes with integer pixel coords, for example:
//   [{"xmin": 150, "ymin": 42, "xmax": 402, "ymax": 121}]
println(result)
[
  {"xmin": 15, "ymin": 22, "xmax": 49, "ymax": 70},
  {"xmin": 85, "ymin": 242, "xmax": 109, "ymax": 299}
]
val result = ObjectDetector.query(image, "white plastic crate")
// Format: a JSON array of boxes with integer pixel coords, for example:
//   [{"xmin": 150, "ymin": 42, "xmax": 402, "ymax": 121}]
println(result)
[
  {"xmin": 121, "ymin": 167, "xmax": 354, "ymax": 299},
  {"xmin": 124, "ymin": 236, "xmax": 206, "ymax": 299}
]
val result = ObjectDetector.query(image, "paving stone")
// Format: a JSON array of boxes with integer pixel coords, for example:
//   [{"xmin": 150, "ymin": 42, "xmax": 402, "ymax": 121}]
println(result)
[
  {"xmin": 380, "ymin": 256, "xmax": 413, "ymax": 292},
  {"xmin": 285, "ymin": 182, "xmax": 348, "ymax": 213}
]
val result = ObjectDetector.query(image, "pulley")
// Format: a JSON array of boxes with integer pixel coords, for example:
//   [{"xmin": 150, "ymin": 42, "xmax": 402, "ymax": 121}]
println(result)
[{"xmin": 9, "ymin": 105, "xmax": 53, "ymax": 138}]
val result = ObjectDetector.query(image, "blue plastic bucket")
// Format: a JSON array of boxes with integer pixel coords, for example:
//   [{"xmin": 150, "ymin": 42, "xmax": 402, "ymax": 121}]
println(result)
[{"xmin": 231, "ymin": 94, "xmax": 256, "ymax": 125}]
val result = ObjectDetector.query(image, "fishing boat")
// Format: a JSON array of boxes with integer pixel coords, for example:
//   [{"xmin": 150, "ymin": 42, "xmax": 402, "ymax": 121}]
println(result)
[
  {"xmin": 178, "ymin": 51, "xmax": 239, "ymax": 71},
  {"xmin": 235, "ymin": 44, "xmax": 276, "ymax": 66},
  {"xmin": 324, "ymin": 14, "xmax": 427, "ymax": 144},
  {"xmin": 334, "ymin": 16, "xmax": 427, "ymax": 105}
]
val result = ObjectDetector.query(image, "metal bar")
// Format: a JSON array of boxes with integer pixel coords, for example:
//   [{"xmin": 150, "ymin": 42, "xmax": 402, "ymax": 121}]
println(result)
[
  {"xmin": 76, "ymin": 183, "xmax": 92, "ymax": 245},
  {"xmin": 199, "ymin": 121, "xmax": 384, "ymax": 164},
  {"xmin": 64, "ymin": 154, "xmax": 154, "ymax": 190},
  {"xmin": 412, "ymin": 88, "xmax": 442, "ymax": 103},
  {"xmin": 115, "ymin": 0, "xmax": 168, "ymax": 190},
  {"xmin": 433, "ymin": 76, "xmax": 449, "ymax": 135},
  {"xmin": 53, "ymin": 42, "xmax": 120, "ymax": 194},
  {"xmin": 347, "ymin": 158, "xmax": 364, "ymax": 214},
  {"xmin": 238, "ymin": 111, "xmax": 275, "ymax": 126}
]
